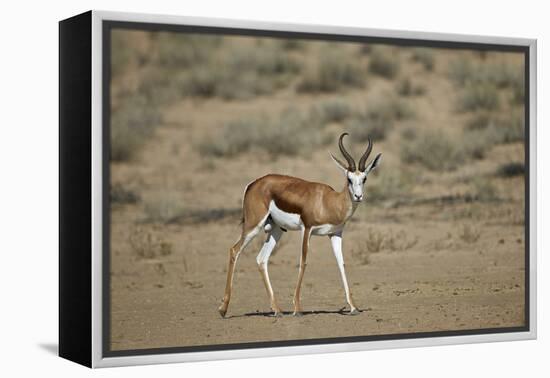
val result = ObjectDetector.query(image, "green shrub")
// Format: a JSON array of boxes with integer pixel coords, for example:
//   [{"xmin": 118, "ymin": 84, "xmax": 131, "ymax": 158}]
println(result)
[
  {"xmin": 198, "ymin": 118, "xmax": 264, "ymax": 157},
  {"xmin": 348, "ymin": 117, "xmax": 387, "ymax": 142},
  {"xmin": 110, "ymin": 184, "xmax": 140, "ymax": 205},
  {"xmin": 367, "ymin": 171, "xmax": 413, "ymax": 201},
  {"xmin": 401, "ymin": 127, "xmax": 417, "ymax": 140},
  {"xmin": 143, "ymin": 193, "xmax": 186, "ymax": 224},
  {"xmin": 469, "ymin": 177, "xmax": 499, "ymax": 202},
  {"xmin": 139, "ymin": 36, "xmax": 302, "ymax": 102},
  {"xmin": 460, "ymin": 129, "xmax": 491, "ymax": 160},
  {"xmin": 465, "ymin": 110, "xmax": 524, "ymax": 145},
  {"xmin": 154, "ymin": 32, "xmax": 219, "ymax": 68},
  {"xmin": 481, "ymin": 112, "xmax": 525, "ymax": 145},
  {"xmin": 448, "ymin": 58, "xmax": 474, "ymax": 87},
  {"xmin": 111, "ymin": 31, "xmax": 147, "ymax": 77},
  {"xmin": 360, "ymin": 44, "xmax": 373, "ymax": 54},
  {"xmin": 310, "ymin": 99, "xmax": 354, "ymax": 124},
  {"xmin": 496, "ymin": 162, "xmax": 525, "ymax": 177},
  {"xmin": 458, "ymin": 83, "xmax": 500, "ymax": 112},
  {"xmin": 498, "ymin": 112, "xmax": 525, "ymax": 143},
  {"xmin": 396, "ymin": 78, "xmax": 426, "ymax": 96},
  {"xmin": 200, "ymin": 108, "xmax": 330, "ymax": 158},
  {"xmin": 449, "ymin": 58, "xmax": 523, "ymax": 90},
  {"xmin": 137, "ymin": 68, "xmax": 182, "ymax": 107},
  {"xmin": 483, "ymin": 63, "xmax": 522, "ymax": 89},
  {"xmin": 111, "ymin": 95, "xmax": 162, "ymax": 161},
  {"xmin": 401, "ymin": 130, "xmax": 465, "ymax": 171},
  {"xmin": 411, "ymin": 48, "xmax": 435, "ymax": 71},
  {"xmin": 348, "ymin": 97, "xmax": 414, "ymax": 142},
  {"xmin": 277, "ymin": 39, "xmax": 305, "ymax": 50},
  {"xmin": 368, "ymin": 47, "xmax": 400, "ymax": 79},
  {"xmin": 466, "ymin": 112, "xmax": 493, "ymax": 130},
  {"xmin": 512, "ymin": 76, "xmax": 526, "ymax": 104},
  {"xmin": 227, "ymin": 45, "xmax": 301, "ymax": 76},
  {"xmin": 348, "ymin": 110, "xmax": 390, "ymax": 142},
  {"xmin": 297, "ymin": 54, "xmax": 365, "ymax": 92}
]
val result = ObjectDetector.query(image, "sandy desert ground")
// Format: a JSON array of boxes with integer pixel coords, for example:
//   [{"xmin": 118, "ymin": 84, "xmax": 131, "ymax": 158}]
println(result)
[{"xmin": 108, "ymin": 30, "xmax": 526, "ymax": 351}]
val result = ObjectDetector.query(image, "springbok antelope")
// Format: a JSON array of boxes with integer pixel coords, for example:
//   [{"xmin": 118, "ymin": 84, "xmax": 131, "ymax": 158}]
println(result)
[{"xmin": 218, "ymin": 133, "xmax": 382, "ymax": 317}]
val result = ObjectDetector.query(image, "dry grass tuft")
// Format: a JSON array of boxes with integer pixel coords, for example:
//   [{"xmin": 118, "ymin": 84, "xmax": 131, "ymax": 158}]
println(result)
[
  {"xmin": 385, "ymin": 230, "xmax": 419, "ymax": 252},
  {"xmin": 365, "ymin": 228, "xmax": 385, "ymax": 252},
  {"xmin": 458, "ymin": 224, "xmax": 481, "ymax": 244},
  {"xmin": 128, "ymin": 227, "xmax": 173, "ymax": 259},
  {"xmin": 110, "ymin": 184, "xmax": 140, "ymax": 205},
  {"xmin": 469, "ymin": 177, "xmax": 499, "ymax": 202},
  {"xmin": 143, "ymin": 193, "xmax": 186, "ymax": 224},
  {"xmin": 352, "ymin": 228, "xmax": 418, "ymax": 265}
]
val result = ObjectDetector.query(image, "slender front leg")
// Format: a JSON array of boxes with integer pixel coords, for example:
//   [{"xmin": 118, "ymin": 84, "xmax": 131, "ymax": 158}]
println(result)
[
  {"xmin": 218, "ymin": 228, "xmax": 259, "ymax": 317},
  {"xmin": 329, "ymin": 232, "xmax": 359, "ymax": 315},
  {"xmin": 256, "ymin": 227, "xmax": 284, "ymax": 316},
  {"xmin": 293, "ymin": 227, "xmax": 311, "ymax": 316}
]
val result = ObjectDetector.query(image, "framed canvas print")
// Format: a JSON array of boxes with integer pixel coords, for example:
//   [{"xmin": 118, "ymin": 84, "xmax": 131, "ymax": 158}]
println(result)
[{"xmin": 59, "ymin": 10, "xmax": 537, "ymax": 368}]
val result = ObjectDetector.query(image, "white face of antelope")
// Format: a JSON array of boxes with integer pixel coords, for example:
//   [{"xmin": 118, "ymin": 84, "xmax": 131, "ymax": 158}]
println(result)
[
  {"xmin": 330, "ymin": 132, "xmax": 382, "ymax": 203},
  {"xmin": 347, "ymin": 171, "xmax": 367, "ymax": 202}
]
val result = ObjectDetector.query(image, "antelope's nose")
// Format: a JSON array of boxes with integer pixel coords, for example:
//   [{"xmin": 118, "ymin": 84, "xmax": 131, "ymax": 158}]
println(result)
[{"xmin": 354, "ymin": 194, "xmax": 363, "ymax": 201}]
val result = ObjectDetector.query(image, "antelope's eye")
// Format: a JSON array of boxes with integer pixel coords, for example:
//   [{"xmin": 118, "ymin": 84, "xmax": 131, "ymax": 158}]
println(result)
[
  {"xmin": 348, "ymin": 178, "xmax": 353, "ymax": 185},
  {"xmin": 363, "ymin": 177, "xmax": 367, "ymax": 183}
]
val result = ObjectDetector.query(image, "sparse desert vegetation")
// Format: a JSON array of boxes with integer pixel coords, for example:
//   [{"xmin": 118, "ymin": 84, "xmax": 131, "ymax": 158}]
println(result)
[
  {"xmin": 458, "ymin": 224, "xmax": 481, "ymax": 244},
  {"xmin": 198, "ymin": 108, "xmax": 330, "ymax": 158},
  {"xmin": 128, "ymin": 227, "xmax": 173, "ymax": 259},
  {"xmin": 348, "ymin": 96, "xmax": 414, "ymax": 142},
  {"xmin": 297, "ymin": 52, "xmax": 365, "ymax": 92},
  {"xmin": 411, "ymin": 48, "xmax": 435, "ymax": 71},
  {"xmin": 109, "ymin": 31, "xmax": 526, "ymax": 351},
  {"xmin": 368, "ymin": 46, "xmax": 400, "ymax": 79},
  {"xmin": 401, "ymin": 129, "xmax": 466, "ymax": 171},
  {"xmin": 496, "ymin": 162, "xmax": 525, "ymax": 177},
  {"xmin": 351, "ymin": 228, "xmax": 419, "ymax": 265},
  {"xmin": 143, "ymin": 193, "xmax": 186, "ymax": 224}
]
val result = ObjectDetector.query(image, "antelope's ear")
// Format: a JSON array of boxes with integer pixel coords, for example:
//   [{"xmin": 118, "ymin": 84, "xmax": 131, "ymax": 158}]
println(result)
[
  {"xmin": 365, "ymin": 153, "xmax": 382, "ymax": 173},
  {"xmin": 329, "ymin": 152, "xmax": 348, "ymax": 173}
]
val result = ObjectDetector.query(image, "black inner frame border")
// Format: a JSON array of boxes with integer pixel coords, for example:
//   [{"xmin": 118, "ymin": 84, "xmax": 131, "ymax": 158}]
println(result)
[{"xmin": 102, "ymin": 19, "xmax": 531, "ymax": 358}]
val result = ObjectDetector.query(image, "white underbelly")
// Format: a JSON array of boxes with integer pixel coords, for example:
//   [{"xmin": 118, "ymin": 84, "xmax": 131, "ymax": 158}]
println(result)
[
  {"xmin": 269, "ymin": 200, "xmax": 303, "ymax": 231},
  {"xmin": 268, "ymin": 200, "xmax": 343, "ymax": 235},
  {"xmin": 311, "ymin": 223, "xmax": 343, "ymax": 236}
]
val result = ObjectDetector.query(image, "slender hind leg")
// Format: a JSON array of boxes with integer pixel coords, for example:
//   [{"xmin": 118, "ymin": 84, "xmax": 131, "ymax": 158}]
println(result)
[
  {"xmin": 218, "ymin": 215, "xmax": 267, "ymax": 318},
  {"xmin": 256, "ymin": 224, "xmax": 284, "ymax": 316},
  {"xmin": 293, "ymin": 227, "xmax": 311, "ymax": 316},
  {"xmin": 329, "ymin": 232, "xmax": 359, "ymax": 315}
]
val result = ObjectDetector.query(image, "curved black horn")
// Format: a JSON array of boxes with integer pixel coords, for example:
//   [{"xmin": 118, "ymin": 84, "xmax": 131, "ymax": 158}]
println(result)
[
  {"xmin": 338, "ymin": 133, "xmax": 356, "ymax": 172},
  {"xmin": 358, "ymin": 137, "xmax": 373, "ymax": 172}
]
